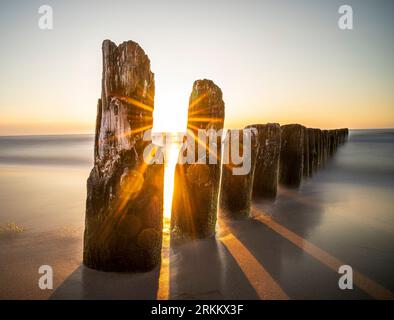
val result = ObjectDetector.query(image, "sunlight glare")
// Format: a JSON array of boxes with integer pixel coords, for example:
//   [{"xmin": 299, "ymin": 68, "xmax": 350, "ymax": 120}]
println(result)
[{"xmin": 163, "ymin": 142, "xmax": 181, "ymax": 219}]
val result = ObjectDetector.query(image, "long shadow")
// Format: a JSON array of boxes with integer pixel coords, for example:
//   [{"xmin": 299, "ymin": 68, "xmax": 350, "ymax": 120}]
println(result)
[
  {"xmin": 51, "ymin": 264, "xmax": 160, "ymax": 300},
  {"xmin": 52, "ymin": 237, "xmax": 260, "ymax": 300},
  {"xmin": 254, "ymin": 185, "xmax": 324, "ymax": 241},
  {"xmin": 225, "ymin": 216, "xmax": 370, "ymax": 299},
  {"xmin": 50, "ymin": 200, "xmax": 262, "ymax": 300},
  {"xmin": 169, "ymin": 237, "xmax": 260, "ymax": 299}
]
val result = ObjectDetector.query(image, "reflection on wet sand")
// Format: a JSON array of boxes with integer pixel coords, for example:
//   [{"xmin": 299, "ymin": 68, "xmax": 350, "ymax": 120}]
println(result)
[
  {"xmin": 5, "ymin": 130, "xmax": 394, "ymax": 300},
  {"xmin": 252, "ymin": 208, "xmax": 394, "ymax": 300},
  {"xmin": 52, "ymin": 234, "xmax": 261, "ymax": 300},
  {"xmin": 218, "ymin": 212, "xmax": 370, "ymax": 300},
  {"xmin": 51, "ymin": 205, "xmax": 391, "ymax": 300},
  {"xmin": 218, "ymin": 225, "xmax": 288, "ymax": 300},
  {"xmin": 51, "ymin": 180, "xmax": 394, "ymax": 300},
  {"xmin": 157, "ymin": 218, "xmax": 170, "ymax": 300},
  {"xmin": 167, "ymin": 236, "xmax": 260, "ymax": 299}
]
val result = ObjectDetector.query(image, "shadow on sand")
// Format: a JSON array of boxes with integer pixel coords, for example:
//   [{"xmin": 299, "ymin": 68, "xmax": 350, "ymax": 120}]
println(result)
[
  {"xmin": 51, "ymin": 263, "xmax": 161, "ymax": 300},
  {"xmin": 51, "ymin": 237, "xmax": 260, "ymax": 300},
  {"xmin": 168, "ymin": 237, "xmax": 259, "ymax": 299},
  {"xmin": 226, "ymin": 184, "xmax": 369, "ymax": 299},
  {"xmin": 52, "ymin": 178, "xmax": 370, "ymax": 300}
]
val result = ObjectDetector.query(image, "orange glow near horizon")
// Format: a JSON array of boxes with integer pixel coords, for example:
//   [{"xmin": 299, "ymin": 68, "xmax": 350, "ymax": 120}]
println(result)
[{"xmin": 2, "ymin": 2, "xmax": 394, "ymax": 136}]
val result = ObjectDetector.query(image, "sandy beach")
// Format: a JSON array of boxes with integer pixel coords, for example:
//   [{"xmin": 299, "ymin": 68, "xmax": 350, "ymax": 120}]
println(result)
[
  {"xmin": 1, "ymin": 130, "xmax": 394, "ymax": 300},
  {"xmin": 1, "ymin": 0, "xmax": 394, "ymax": 308}
]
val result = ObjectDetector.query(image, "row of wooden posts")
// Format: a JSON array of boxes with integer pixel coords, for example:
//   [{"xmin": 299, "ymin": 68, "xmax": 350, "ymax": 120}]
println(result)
[
  {"xmin": 220, "ymin": 125, "xmax": 349, "ymax": 219},
  {"xmin": 171, "ymin": 122, "xmax": 349, "ymax": 239},
  {"xmin": 83, "ymin": 41, "xmax": 349, "ymax": 272},
  {"xmin": 170, "ymin": 80, "xmax": 349, "ymax": 241}
]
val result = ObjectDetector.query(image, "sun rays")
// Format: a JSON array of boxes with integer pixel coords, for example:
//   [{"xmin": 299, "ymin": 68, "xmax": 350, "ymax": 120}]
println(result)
[{"xmin": 163, "ymin": 143, "xmax": 181, "ymax": 219}]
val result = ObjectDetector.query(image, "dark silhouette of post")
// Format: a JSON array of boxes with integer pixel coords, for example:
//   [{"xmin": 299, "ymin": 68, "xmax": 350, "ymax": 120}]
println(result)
[
  {"xmin": 172, "ymin": 79, "xmax": 225, "ymax": 238},
  {"xmin": 303, "ymin": 126, "xmax": 310, "ymax": 177},
  {"xmin": 307, "ymin": 128, "xmax": 316, "ymax": 175},
  {"xmin": 313, "ymin": 129, "xmax": 322, "ymax": 169},
  {"xmin": 220, "ymin": 128, "xmax": 260, "ymax": 218},
  {"xmin": 250, "ymin": 123, "xmax": 281, "ymax": 198},
  {"xmin": 83, "ymin": 40, "xmax": 164, "ymax": 272},
  {"xmin": 279, "ymin": 124, "xmax": 304, "ymax": 188}
]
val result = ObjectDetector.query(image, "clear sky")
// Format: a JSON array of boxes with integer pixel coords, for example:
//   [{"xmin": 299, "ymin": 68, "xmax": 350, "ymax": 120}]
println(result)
[{"xmin": 0, "ymin": 0, "xmax": 393, "ymax": 135}]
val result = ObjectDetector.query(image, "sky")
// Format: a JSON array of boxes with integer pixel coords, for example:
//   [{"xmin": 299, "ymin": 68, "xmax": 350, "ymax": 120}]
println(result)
[{"xmin": 0, "ymin": 0, "xmax": 393, "ymax": 135}]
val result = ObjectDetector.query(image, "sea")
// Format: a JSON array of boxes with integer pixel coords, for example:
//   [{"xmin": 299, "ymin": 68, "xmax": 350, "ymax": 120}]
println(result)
[{"xmin": 0, "ymin": 129, "xmax": 393, "ymax": 293}]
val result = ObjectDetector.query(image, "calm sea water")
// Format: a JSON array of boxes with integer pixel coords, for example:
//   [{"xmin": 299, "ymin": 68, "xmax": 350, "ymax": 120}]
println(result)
[
  {"xmin": 0, "ymin": 134, "xmax": 94, "ymax": 231},
  {"xmin": 255, "ymin": 129, "xmax": 394, "ymax": 292},
  {"xmin": 0, "ymin": 129, "xmax": 393, "ymax": 295},
  {"xmin": 0, "ymin": 134, "xmax": 94, "ymax": 167},
  {"xmin": 0, "ymin": 130, "xmax": 394, "ymax": 230}
]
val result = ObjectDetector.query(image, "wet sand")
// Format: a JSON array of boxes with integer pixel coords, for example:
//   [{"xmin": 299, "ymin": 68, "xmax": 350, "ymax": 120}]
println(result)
[
  {"xmin": 0, "ymin": 226, "xmax": 83, "ymax": 300},
  {"xmin": 1, "ymin": 131, "xmax": 394, "ymax": 299},
  {"xmin": 2, "ymin": 196, "xmax": 389, "ymax": 300},
  {"xmin": 1, "ymin": 187, "xmax": 393, "ymax": 299}
]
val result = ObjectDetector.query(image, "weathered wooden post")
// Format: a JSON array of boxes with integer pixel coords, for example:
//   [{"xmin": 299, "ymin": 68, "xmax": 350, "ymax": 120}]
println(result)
[
  {"xmin": 328, "ymin": 130, "xmax": 335, "ymax": 156},
  {"xmin": 172, "ymin": 79, "xmax": 225, "ymax": 238},
  {"xmin": 319, "ymin": 129, "xmax": 324, "ymax": 166},
  {"xmin": 83, "ymin": 40, "xmax": 164, "ymax": 272},
  {"xmin": 335, "ymin": 129, "xmax": 340, "ymax": 149},
  {"xmin": 307, "ymin": 128, "xmax": 316, "ymax": 175},
  {"xmin": 333, "ymin": 130, "xmax": 338, "ymax": 153},
  {"xmin": 327, "ymin": 130, "xmax": 332, "ymax": 157},
  {"xmin": 312, "ymin": 129, "xmax": 321, "ymax": 169},
  {"xmin": 339, "ymin": 129, "xmax": 346, "ymax": 144},
  {"xmin": 220, "ymin": 128, "xmax": 260, "ymax": 218},
  {"xmin": 322, "ymin": 130, "xmax": 329, "ymax": 165},
  {"xmin": 303, "ymin": 126, "xmax": 310, "ymax": 177},
  {"xmin": 279, "ymin": 124, "xmax": 304, "ymax": 187},
  {"xmin": 343, "ymin": 128, "xmax": 349, "ymax": 143},
  {"xmin": 250, "ymin": 123, "xmax": 281, "ymax": 199}
]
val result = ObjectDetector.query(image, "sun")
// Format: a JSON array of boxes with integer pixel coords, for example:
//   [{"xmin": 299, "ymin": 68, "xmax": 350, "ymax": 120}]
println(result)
[{"xmin": 152, "ymin": 83, "xmax": 189, "ymax": 220}]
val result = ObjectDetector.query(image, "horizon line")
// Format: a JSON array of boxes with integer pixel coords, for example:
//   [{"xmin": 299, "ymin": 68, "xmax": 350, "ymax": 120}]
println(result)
[{"xmin": 1, "ymin": 127, "xmax": 394, "ymax": 138}]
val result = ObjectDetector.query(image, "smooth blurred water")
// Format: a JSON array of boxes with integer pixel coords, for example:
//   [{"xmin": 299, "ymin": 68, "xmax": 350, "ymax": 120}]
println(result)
[
  {"xmin": 0, "ymin": 134, "xmax": 94, "ymax": 231},
  {"xmin": 255, "ymin": 128, "xmax": 394, "ymax": 293},
  {"xmin": 0, "ymin": 134, "xmax": 94, "ymax": 167},
  {"xmin": 0, "ymin": 130, "xmax": 393, "ymax": 297},
  {"xmin": 325, "ymin": 129, "xmax": 394, "ymax": 187},
  {"xmin": 1, "ymin": 130, "xmax": 393, "ymax": 232}
]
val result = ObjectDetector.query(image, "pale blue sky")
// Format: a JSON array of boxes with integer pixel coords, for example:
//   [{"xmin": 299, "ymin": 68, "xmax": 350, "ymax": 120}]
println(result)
[{"xmin": 0, "ymin": 0, "xmax": 393, "ymax": 134}]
